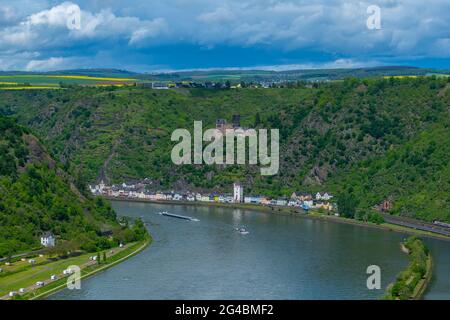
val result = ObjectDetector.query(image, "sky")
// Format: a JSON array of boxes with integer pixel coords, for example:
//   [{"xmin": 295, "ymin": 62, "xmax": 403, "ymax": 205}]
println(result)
[{"xmin": 0, "ymin": 0, "xmax": 449, "ymax": 72}]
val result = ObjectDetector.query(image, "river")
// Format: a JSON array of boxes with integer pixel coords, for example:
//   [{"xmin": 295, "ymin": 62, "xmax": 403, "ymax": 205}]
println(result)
[{"xmin": 49, "ymin": 201, "xmax": 450, "ymax": 300}]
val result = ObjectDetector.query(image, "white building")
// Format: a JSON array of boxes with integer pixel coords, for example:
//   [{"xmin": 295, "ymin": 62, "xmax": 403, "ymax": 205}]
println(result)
[
  {"xmin": 200, "ymin": 196, "xmax": 210, "ymax": 202},
  {"xmin": 322, "ymin": 192, "xmax": 333, "ymax": 200},
  {"xmin": 173, "ymin": 194, "xmax": 183, "ymax": 201},
  {"xmin": 288, "ymin": 200, "xmax": 298, "ymax": 206},
  {"xmin": 233, "ymin": 183, "xmax": 244, "ymax": 203},
  {"xmin": 40, "ymin": 232, "xmax": 55, "ymax": 247}
]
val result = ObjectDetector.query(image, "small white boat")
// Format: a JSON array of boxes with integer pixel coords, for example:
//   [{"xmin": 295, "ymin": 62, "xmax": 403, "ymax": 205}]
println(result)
[{"xmin": 236, "ymin": 226, "xmax": 249, "ymax": 235}]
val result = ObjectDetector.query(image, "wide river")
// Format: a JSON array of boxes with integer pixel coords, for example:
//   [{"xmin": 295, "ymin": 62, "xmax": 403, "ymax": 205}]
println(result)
[{"xmin": 50, "ymin": 201, "xmax": 450, "ymax": 300}]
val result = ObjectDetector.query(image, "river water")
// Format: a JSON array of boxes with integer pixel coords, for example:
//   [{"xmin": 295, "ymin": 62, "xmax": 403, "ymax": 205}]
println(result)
[{"xmin": 50, "ymin": 201, "xmax": 450, "ymax": 300}]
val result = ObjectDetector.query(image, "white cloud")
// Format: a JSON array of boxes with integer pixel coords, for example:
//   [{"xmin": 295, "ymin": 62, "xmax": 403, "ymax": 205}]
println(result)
[
  {"xmin": 27, "ymin": 2, "xmax": 79, "ymax": 27},
  {"xmin": 0, "ymin": 5, "xmax": 16, "ymax": 22},
  {"xmin": 26, "ymin": 57, "xmax": 72, "ymax": 71},
  {"xmin": 0, "ymin": 0, "xmax": 449, "ymax": 71},
  {"xmin": 129, "ymin": 18, "xmax": 167, "ymax": 45},
  {"xmin": 0, "ymin": 51, "xmax": 40, "ymax": 70},
  {"xmin": 0, "ymin": 2, "xmax": 168, "ymax": 51},
  {"xmin": 198, "ymin": 7, "xmax": 235, "ymax": 23},
  {"xmin": 150, "ymin": 58, "xmax": 381, "ymax": 73}
]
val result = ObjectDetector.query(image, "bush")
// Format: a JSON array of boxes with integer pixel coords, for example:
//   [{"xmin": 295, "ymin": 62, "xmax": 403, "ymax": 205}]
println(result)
[
  {"xmin": 337, "ymin": 192, "xmax": 359, "ymax": 218},
  {"xmin": 368, "ymin": 212, "xmax": 384, "ymax": 224}
]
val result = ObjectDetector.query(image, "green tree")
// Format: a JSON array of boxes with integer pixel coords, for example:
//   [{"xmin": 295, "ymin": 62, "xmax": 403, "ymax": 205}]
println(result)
[
  {"xmin": 368, "ymin": 212, "xmax": 385, "ymax": 225},
  {"xmin": 337, "ymin": 192, "xmax": 359, "ymax": 218},
  {"xmin": 254, "ymin": 112, "xmax": 261, "ymax": 127}
]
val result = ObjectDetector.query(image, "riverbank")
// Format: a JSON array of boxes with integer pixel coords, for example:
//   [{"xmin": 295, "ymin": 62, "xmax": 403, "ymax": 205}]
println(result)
[
  {"xmin": 384, "ymin": 237, "xmax": 433, "ymax": 300},
  {"xmin": 105, "ymin": 196, "xmax": 450, "ymax": 242},
  {"xmin": 1, "ymin": 237, "xmax": 151, "ymax": 300},
  {"xmin": 413, "ymin": 254, "xmax": 433, "ymax": 300}
]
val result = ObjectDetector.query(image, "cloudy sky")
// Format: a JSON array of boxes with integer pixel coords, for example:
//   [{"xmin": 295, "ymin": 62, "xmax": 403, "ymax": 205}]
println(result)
[{"xmin": 0, "ymin": 0, "xmax": 449, "ymax": 72}]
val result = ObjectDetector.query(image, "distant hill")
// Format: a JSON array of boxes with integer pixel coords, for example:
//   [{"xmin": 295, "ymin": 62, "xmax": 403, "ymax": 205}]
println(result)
[
  {"xmin": 150, "ymin": 66, "xmax": 440, "ymax": 82},
  {"xmin": 0, "ymin": 68, "xmax": 137, "ymax": 77},
  {"xmin": 48, "ymin": 68, "xmax": 139, "ymax": 77},
  {"xmin": 1, "ymin": 76, "xmax": 449, "ymax": 223},
  {"xmin": 1, "ymin": 66, "xmax": 449, "ymax": 83}
]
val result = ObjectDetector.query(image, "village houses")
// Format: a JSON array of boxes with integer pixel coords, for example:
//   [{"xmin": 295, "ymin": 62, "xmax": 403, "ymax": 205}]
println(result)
[{"xmin": 89, "ymin": 180, "xmax": 335, "ymax": 212}]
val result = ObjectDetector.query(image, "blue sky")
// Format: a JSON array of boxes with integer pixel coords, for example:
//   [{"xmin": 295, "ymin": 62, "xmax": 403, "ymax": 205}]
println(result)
[{"xmin": 0, "ymin": 0, "xmax": 449, "ymax": 72}]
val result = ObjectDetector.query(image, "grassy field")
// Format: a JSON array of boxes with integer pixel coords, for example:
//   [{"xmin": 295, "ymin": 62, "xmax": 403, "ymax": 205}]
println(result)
[
  {"xmin": 0, "ymin": 239, "xmax": 150, "ymax": 299},
  {"xmin": 0, "ymin": 252, "xmax": 93, "ymax": 297},
  {"xmin": 26, "ymin": 239, "xmax": 150, "ymax": 300},
  {"xmin": 0, "ymin": 74, "xmax": 139, "ymax": 88},
  {"xmin": 0, "ymin": 86, "xmax": 62, "ymax": 90},
  {"xmin": 0, "ymin": 255, "xmax": 48, "ymax": 274}
]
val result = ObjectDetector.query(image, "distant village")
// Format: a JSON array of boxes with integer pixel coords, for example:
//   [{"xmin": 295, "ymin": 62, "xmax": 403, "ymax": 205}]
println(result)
[
  {"xmin": 139, "ymin": 80, "xmax": 315, "ymax": 90},
  {"xmin": 89, "ymin": 181, "xmax": 336, "ymax": 212}
]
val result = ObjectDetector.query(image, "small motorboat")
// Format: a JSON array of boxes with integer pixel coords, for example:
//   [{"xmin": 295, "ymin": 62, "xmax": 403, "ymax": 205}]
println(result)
[
  {"xmin": 159, "ymin": 211, "xmax": 198, "ymax": 221},
  {"xmin": 236, "ymin": 226, "xmax": 249, "ymax": 235}
]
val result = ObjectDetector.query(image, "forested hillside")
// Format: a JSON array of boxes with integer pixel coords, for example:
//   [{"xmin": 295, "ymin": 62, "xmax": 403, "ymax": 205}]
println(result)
[
  {"xmin": 326, "ymin": 124, "xmax": 449, "ymax": 222},
  {"xmin": 0, "ymin": 76, "xmax": 448, "ymax": 222},
  {"xmin": 0, "ymin": 115, "xmax": 120, "ymax": 257}
]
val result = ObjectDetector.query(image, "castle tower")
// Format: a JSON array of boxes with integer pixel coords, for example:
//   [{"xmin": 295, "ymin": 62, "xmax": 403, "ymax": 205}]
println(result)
[{"xmin": 233, "ymin": 182, "xmax": 243, "ymax": 203}]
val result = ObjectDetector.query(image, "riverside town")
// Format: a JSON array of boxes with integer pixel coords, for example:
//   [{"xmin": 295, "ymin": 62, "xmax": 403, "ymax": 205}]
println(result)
[{"xmin": 89, "ymin": 181, "xmax": 335, "ymax": 212}]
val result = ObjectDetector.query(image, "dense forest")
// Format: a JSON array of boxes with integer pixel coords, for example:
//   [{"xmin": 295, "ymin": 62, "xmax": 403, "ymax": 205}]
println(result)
[
  {"xmin": 0, "ymin": 76, "xmax": 448, "ymax": 222},
  {"xmin": 0, "ymin": 115, "xmax": 145, "ymax": 257}
]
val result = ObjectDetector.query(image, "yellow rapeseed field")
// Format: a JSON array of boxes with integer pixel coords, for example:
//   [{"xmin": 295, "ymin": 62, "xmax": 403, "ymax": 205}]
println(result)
[{"xmin": 47, "ymin": 75, "xmax": 137, "ymax": 81}]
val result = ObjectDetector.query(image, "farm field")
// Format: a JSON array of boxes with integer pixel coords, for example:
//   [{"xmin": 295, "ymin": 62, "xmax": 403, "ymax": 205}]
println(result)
[
  {"xmin": 0, "ymin": 240, "xmax": 147, "ymax": 299},
  {"xmin": 0, "ymin": 252, "xmax": 93, "ymax": 297},
  {"xmin": 0, "ymin": 74, "xmax": 140, "ymax": 89}
]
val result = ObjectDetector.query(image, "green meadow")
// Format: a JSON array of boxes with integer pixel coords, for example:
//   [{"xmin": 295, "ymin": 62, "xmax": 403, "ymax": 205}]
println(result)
[{"xmin": 0, "ymin": 74, "xmax": 139, "ymax": 89}]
